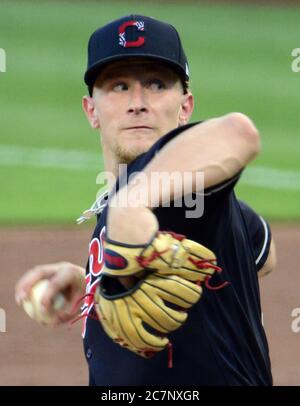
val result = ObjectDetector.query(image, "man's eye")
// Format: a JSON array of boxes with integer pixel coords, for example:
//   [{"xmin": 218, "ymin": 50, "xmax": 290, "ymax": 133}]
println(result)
[
  {"xmin": 112, "ymin": 83, "xmax": 128, "ymax": 92},
  {"xmin": 148, "ymin": 79, "xmax": 165, "ymax": 91}
]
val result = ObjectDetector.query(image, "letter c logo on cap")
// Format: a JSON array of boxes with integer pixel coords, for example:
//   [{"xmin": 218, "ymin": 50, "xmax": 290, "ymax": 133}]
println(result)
[{"xmin": 119, "ymin": 20, "xmax": 145, "ymax": 48}]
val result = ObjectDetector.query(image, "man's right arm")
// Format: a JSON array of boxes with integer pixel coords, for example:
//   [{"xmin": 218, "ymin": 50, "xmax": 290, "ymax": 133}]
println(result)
[{"xmin": 15, "ymin": 262, "xmax": 86, "ymax": 325}]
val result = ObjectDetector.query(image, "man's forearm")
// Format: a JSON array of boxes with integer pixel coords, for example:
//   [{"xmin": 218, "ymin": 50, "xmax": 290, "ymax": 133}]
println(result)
[{"xmin": 123, "ymin": 112, "xmax": 260, "ymax": 208}]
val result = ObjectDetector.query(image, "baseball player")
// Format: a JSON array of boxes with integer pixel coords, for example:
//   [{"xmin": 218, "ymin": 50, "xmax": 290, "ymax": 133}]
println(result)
[{"xmin": 15, "ymin": 15, "xmax": 277, "ymax": 385}]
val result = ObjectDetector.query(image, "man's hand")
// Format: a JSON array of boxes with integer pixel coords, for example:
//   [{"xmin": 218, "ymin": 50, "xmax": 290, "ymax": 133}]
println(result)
[{"xmin": 15, "ymin": 262, "xmax": 86, "ymax": 325}]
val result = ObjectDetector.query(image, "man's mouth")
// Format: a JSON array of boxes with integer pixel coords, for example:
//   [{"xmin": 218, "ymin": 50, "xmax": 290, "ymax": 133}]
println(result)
[{"xmin": 125, "ymin": 126, "xmax": 152, "ymax": 130}]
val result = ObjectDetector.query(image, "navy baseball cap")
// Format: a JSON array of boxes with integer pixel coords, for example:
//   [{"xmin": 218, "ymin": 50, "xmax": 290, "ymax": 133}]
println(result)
[{"xmin": 84, "ymin": 15, "xmax": 190, "ymax": 95}]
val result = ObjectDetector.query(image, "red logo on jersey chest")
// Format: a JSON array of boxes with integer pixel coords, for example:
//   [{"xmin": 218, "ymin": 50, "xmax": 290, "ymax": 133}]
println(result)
[
  {"xmin": 82, "ymin": 227, "xmax": 106, "ymax": 338},
  {"xmin": 89, "ymin": 228, "xmax": 105, "ymax": 277}
]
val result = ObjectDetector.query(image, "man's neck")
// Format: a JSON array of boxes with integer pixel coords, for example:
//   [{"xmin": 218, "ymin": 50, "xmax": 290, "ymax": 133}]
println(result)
[{"xmin": 102, "ymin": 147, "xmax": 128, "ymax": 192}]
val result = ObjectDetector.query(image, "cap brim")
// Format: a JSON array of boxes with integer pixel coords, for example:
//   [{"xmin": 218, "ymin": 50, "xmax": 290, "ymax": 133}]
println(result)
[{"xmin": 84, "ymin": 53, "xmax": 189, "ymax": 87}]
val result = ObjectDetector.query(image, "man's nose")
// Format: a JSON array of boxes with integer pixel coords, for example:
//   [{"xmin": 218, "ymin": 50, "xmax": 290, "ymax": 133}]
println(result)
[{"xmin": 127, "ymin": 83, "xmax": 148, "ymax": 114}]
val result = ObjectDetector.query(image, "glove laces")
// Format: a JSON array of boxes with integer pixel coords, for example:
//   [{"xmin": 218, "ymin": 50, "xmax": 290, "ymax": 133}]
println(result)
[
  {"xmin": 136, "ymin": 248, "xmax": 169, "ymax": 268},
  {"xmin": 188, "ymin": 257, "xmax": 229, "ymax": 290},
  {"xmin": 68, "ymin": 293, "xmax": 99, "ymax": 327},
  {"xmin": 136, "ymin": 230, "xmax": 229, "ymax": 291}
]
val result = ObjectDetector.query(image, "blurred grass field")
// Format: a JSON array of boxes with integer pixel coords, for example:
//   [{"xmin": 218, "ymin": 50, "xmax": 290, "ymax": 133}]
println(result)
[{"xmin": 0, "ymin": 0, "xmax": 299, "ymax": 224}]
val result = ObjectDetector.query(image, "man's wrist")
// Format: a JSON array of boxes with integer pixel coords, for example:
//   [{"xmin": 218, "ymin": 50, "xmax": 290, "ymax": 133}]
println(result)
[{"xmin": 107, "ymin": 205, "xmax": 158, "ymax": 245}]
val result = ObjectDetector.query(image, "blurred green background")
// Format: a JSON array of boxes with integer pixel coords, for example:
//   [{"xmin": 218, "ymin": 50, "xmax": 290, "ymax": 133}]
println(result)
[{"xmin": 0, "ymin": 0, "xmax": 299, "ymax": 224}]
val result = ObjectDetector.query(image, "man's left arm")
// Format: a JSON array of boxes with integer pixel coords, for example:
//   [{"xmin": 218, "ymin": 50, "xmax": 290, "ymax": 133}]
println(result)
[
  {"xmin": 239, "ymin": 199, "xmax": 276, "ymax": 278},
  {"xmin": 258, "ymin": 239, "xmax": 277, "ymax": 278},
  {"xmin": 108, "ymin": 112, "xmax": 261, "ymax": 243}
]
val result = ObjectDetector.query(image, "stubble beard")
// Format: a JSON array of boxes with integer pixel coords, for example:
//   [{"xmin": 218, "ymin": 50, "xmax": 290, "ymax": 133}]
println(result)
[{"xmin": 114, "ymin": 143, "xmax": 151, "ymax": 165}]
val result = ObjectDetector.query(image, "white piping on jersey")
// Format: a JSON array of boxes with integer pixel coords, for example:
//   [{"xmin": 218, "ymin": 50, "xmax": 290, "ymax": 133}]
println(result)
[{"xmin": 255, "ymin": 216, "xmax": 269, "ymax": 265}]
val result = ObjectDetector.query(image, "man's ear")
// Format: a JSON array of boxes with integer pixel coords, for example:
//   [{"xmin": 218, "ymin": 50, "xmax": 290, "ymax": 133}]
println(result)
[
  {"xmin": 82, "ymin": 96, "xmax": 100, "ymax": 129},
  {"xmin": 179, "ymin": 92, "xmax": 194, "ymax": 126}
]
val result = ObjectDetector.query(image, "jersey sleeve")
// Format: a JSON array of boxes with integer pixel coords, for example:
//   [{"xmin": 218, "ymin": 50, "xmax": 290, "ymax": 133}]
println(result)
[
  {"xmin": 238, "ymin": 200, "xmax": 272, "ymax": 272},
  {"xmin": 203, "ymin": 170, "xmax": 242, "ymax": 198}
]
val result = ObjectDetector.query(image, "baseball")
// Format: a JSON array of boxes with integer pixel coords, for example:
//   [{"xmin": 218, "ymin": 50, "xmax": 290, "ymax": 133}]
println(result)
[{"xmin": 22, "ymin": 279, "xmax": 65, "ymax": 324}]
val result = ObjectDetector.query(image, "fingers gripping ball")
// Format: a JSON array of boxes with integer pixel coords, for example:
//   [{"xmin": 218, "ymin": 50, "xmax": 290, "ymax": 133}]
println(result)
[{"xmin": 22, "ymin": 280, "xmax": 65, "ymax": 324}]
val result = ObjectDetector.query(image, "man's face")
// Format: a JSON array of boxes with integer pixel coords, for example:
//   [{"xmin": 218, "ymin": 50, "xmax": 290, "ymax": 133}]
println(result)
[{"xmin": 83, "ymin": 58, "xmax": 194, "ymax": 164}]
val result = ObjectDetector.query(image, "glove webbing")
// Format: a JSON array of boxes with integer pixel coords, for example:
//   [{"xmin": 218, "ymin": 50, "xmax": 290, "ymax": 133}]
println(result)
[{"xmin": 136, "ymin": 231, "xmax": 229, "ymax": 290}]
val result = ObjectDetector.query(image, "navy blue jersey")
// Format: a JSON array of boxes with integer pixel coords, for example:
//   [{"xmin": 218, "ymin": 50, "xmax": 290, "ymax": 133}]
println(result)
[{"xmin": 82, "ymin": 122, "xmax": 273, "ymax": 386}]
